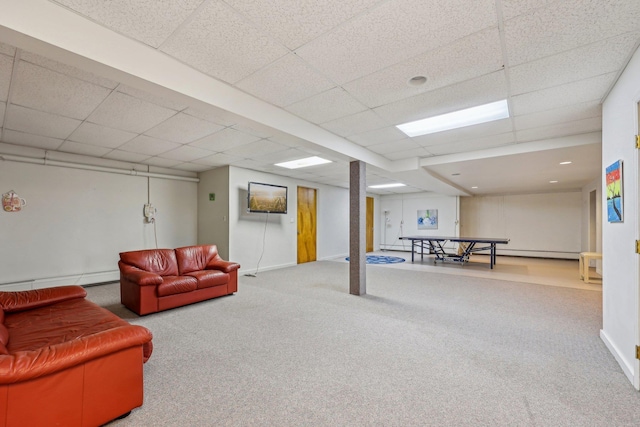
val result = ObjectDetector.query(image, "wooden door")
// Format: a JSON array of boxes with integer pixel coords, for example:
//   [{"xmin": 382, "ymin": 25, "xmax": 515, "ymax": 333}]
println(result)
[
  {"xmin": 366, "ymin": 197, "xmax": 374, "ymax": 252},
  {"xmin": 297, "ymin": 187, "xmax": 317, "ymax": 264}
]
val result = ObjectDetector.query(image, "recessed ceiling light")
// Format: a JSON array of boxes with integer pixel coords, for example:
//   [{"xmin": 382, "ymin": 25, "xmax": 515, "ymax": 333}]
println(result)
[
  {"xmin": 408, "ymin": 76, "xmax": 427, "ymax": 86},
  {"xmin": 549, "ymin": 180, "xmax": 558, "ymax": 183},
  {"xmin": 396, "ymin": 99, "xmax": 510, "ymax": 137},
  {"xmin": 368, "ymin": 183, "xmax": 406, "ymax": 189},
  {"xmin": 559, "ymin": 161, "xmax": 572, "ymax": 165},
  {"xmin": 275, "ymin": 156, "xmax": 331, "ymax": 169},
  {"xmin": 471, "ymin": 186, "xmax": 478, "ymax": 189}
]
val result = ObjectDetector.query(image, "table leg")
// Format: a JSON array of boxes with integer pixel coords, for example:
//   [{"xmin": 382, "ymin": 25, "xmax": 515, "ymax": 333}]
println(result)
[{"xmin": 490, "ymin": 244, "xmax": 495, "ymax": 269}]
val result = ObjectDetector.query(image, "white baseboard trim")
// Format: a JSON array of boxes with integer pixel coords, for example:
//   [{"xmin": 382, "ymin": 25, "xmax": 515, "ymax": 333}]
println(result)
[
  {"xmin": 600, "ymin": 329, "xmax": 635, "ymax": 387},
  {"xmin": 240, "ymin": 262, "xmax": 297, "ymax": 276},
  {"xmin": 0, "ymin": 271, "xmax": 119, "ymax": 291}
]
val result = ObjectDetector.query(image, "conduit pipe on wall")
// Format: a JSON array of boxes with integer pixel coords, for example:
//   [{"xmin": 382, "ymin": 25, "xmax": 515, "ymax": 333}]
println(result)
[{"xmin": 0, "ymin": 153, "xmax": 200, "ymax": 183}]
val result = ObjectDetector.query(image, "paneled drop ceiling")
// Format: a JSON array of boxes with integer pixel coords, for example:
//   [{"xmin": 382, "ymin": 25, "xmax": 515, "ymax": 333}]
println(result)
[{"xmin": 0, "ymin": 0, "xmax": 637, "ymax": 195}]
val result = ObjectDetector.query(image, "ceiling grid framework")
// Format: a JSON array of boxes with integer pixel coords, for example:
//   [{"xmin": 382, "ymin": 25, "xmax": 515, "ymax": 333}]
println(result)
[{"xmin": 0, "ymin": 0, "xmax": 635, "ymax": 194}]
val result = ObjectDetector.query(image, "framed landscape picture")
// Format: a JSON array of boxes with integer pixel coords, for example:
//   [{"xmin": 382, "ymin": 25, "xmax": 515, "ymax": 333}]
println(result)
[{"xmin": 606, "ymin": 160, "xmax": 623, "ymax": 223}]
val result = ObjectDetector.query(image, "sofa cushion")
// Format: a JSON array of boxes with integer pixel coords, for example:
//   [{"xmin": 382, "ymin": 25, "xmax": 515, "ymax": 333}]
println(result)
[
  {"xmin": 0, "ymin": 310, "xmax": 7, "ymax": 355},
  {"xmin": 156, "ymin": 276, "xmax": 198, "ymax": 297},
  {"xmin": 120, "ymin": 249, "xmax": 179, "ymax": 276},
  {"xmin": 185, "ymin": 270, "xmax": 229, "ymax": 289},
  {"xmin": 4, "ymin": 298, "xmax": 135, "ymax": 353},
  {"xmin": 175, "ymin": 245, "xmax": 219, "ymax": 275}
]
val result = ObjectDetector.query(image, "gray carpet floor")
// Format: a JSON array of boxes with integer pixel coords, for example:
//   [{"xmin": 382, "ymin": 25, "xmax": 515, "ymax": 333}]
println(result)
[{"xmin": 86, "ymin": 261, "xmax": 640, "ymax": 426}]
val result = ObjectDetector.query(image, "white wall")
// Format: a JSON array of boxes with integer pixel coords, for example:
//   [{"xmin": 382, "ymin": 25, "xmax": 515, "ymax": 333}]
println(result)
[
  {"xmin": 227, "ymin": 166, "xmax": 349, "ymax": 274},
  {"xmin": 198, "ymin": 165, "xmax": 230, "ymax": 259},
  {"xmin": 379, "ymin": 193, "xmax": 459, "ymax": 252},
  {"xmin": 601, "ymin": 45, "xmax": 640, "ymax": 388},
  {"xmin": 460, "ymin": 192, "xmax": 581, "ymax": 258},
  {"xmin": 0, "ymin": 158, "xmax": 198, "ymax": 290}
]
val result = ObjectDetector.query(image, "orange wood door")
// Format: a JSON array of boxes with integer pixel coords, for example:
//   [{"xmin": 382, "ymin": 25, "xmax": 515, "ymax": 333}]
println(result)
[
  {"xmin": 297, "ymin": 187, "xmax": 317, "ymax": 264},
  {"xmin": 366, "ymin": 197, "xmax": 374, "ymax": 252}
]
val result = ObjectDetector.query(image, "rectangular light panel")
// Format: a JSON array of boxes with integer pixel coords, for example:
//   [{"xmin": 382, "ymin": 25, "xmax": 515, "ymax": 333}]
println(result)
[
  {"xmin": 275, "ymin": 156, "xmax": 331, "ymax": 169},
  {"xmin": 368, "ymin": 183, "xmax": 406, "ymax": 189},
  {"xmin": 396, "ymin": 100, "xmax": 510, "ymax": 137}
]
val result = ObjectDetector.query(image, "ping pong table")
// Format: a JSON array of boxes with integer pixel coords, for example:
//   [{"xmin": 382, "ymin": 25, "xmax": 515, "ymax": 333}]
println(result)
[{"xmin": 399, "ymin": 236, "xmax": 509, "ymax": 269}]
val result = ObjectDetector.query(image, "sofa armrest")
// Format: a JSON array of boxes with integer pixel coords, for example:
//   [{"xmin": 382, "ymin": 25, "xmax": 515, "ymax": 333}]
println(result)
[
  {"xmin": 119, "ymin": 262, "xmax": 163, "ymax": 286},
  {"xmin": 0, "ymin": 325, "xmax": 153, "ymax": 384},
  {"xmin": 207, "ymin": 260, "xmax": 241, "ymax": 273},
  {"xmin": 0, "ymin": 286, "xmax": 87, "ymax": 313}
]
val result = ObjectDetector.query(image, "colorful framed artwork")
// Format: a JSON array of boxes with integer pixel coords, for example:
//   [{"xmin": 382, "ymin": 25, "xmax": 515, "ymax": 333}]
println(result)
[
  {"xmin": 606, "ymin": 160, "xmax": 623, "ymax": 223},
  {"xmin": 417, "ymin": 209, "xmax": 438, "ymax": 229}
]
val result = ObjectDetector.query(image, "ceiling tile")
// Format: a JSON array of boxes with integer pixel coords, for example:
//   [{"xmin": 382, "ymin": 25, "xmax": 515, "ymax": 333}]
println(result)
[
  {"xmin": 223, "ymin": 139, "xmax": 287, "ymax": 158},
  {"xmin": 189, "ymin": 127, "xmax": 261, "ymax": 152},
  {"xmin": 193, "ymin": 152, "xmax": 244, "ymax": 166},
  {"xmin": 286, "ymin": 87, "xmax": 368, "ymax": 124},
  {"xmin": 142, "ymin": 156, "xmax": 184, "ymax": 168},
  {"xmin": 516, "ymin": 117, "xmax": 602, "ymax": 143},
  {"xmin": 173, "ymin": 162, "xmax": 215, "ymax": 172},
  {"xmin": 247, "ymin": 148, "xmax": 304, "ymax": 165},
  {"xmin": 514, "ymin": 102, "xmax": 602, "ymax": 131},
  {"xmin": 2, "ymin": 129, "xmax": 64, "ymax": 150},
  {"xmin": 343, "ymin": 27, "xmax": 504, "ymax": 108},
  {"xmin": 374, "ymin": 70, "xmax": 508, "ymax": 125},
  {"xmin": 231, "ymin": 122, "xmax": 276, "ymax": 139},
  {"xmin": 0, "ymin": 42, "xmax": 16, "ymax": 56},
  {"xmin": 11, "ymin": 60, "xmax": 111, "ymax": 120},
  {"xmin": 103, "ymin": 149, "xmax": 150, "ymax": 163},
  {"xmin": 412, "ymin": 118, "xmax": 514, "ymax": 148},
  {"xmin": 230, "ymin": 158, "xmax": 271, "ymax": 171},
  {"xmin": 0, "ymin": 54, "xmax": 13, "ymax": 102},
  {"xmin": 67, "ymin": 122, "xmax": 137, "ymax": 148},
  {"xmin": 267, "ymin": 132, "xmax": 312, "ymax": 148},
  {"xmin": 223, "ymin": 0, "xmax": 381, "ymax": 49},
  {"xmin": 184, "ymin": 105, "xmax": 238, "ymax": 127},
  {"xmin": 5, "ymin": 105, "xmax": 81, "ymax": 139},
  {"xmin": 87, "ymin": 91, "xmax": 178, "ymax": 133},
  {"xmin": 116, "ymin": 84, "xmax": 188, "ymax": 111},
  {"xmin": 505, "ymin": 0, "xmax": 640, "ymax": 66},
  {"xmin": 58, "ymin": 140, "xmax": 111, "ymax": 157},
  {"xmin": 145, "ymin": 112, "xmax": 224, "ymax": 143},
  {"xmin": 159, "ymin": 1, "xmax": 289, "ymax": 84},
  {"xmin": 235, "ymin": 54, "xmax": 335, "ymax": 107},
  {"xmin": 511, "ymin": 72, "xmax": 615, "ymax": 116},
  {"xmin": 321, "ymin": 110, "xmax": 390, "ymax": 137},
  {"xmin": 295, "ymin": 0, "xmax": 497, "ymax": 84},
  {"xmin": 51, "ymin": 0, "xmax": 205, "ymax": 48},
  {"xmin": 500, "ymin": 0, "xmax": 557, "ymax": 20},
  {"xmin": 510, "ymin": 31, "xmax": 640, "ymax": 95},
  {"xmin": 0, "ymin": 101, "xmax": 5, "ymax": 127},
  {"xmin": 19, "ymin": 50, "xmax": 118, "ymax": 89},
  {"xmin": 117, "ymin": 135, "xmax": 181, "ymax": 156},
  {"xmin": 158, "ymin": 145, "xmax": 213, "ymax": 162}
]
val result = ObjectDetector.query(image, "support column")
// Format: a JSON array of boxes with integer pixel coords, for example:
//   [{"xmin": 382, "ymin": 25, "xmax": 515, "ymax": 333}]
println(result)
[{"xmin": 349, "ymin": 160, "xmax": 366, "ymax": 295}]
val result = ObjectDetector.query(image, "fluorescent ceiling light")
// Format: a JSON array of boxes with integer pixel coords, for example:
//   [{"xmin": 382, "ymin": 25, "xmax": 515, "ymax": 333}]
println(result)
[
  {"xmin": 559, "ymin": 161, "xmax": 572, "ymax": 165},
  {"xmin": 396, "ymin": 99, "xmax": 510, "ymax": 137},
  {"xmin": 275, "ymin": 156, "xmax": 331, "ymax": 169},
  {"xmin": 368, "ymin": 183, "xmax": 406, "ymax": 189}
]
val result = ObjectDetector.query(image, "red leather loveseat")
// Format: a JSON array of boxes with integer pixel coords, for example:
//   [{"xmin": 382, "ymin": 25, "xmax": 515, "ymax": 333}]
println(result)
[
  {"xmin": 119, "ymin": 244, "xmax": 240, "ymax": 315},
  {"xmin": 0, "ymin": 285, "xmax": 153, "ymax": 427}
]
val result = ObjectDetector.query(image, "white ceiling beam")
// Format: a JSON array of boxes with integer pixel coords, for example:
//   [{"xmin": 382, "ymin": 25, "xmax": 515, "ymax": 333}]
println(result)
[
  {"xmin": 0, "ymin": 0, "xmax": 404, "ymax": 173},
  {"xmin": 420, "ymin": 132, "xmax": 601, "ymax": 167}
]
